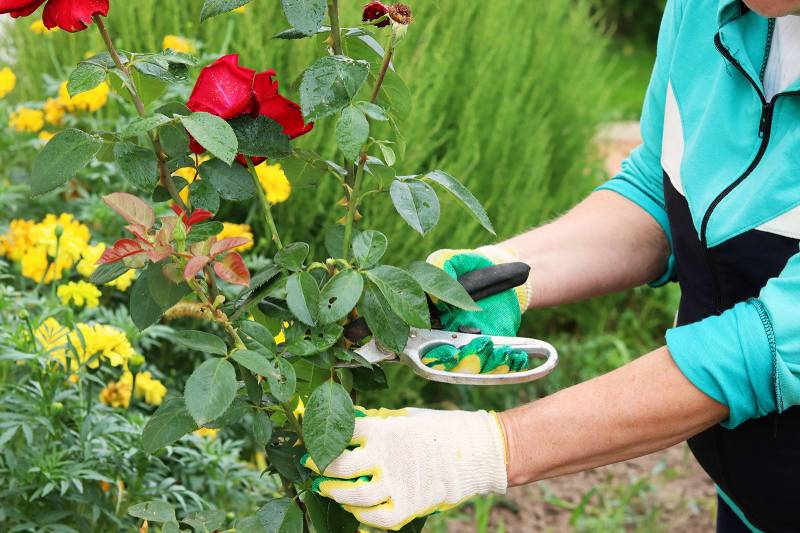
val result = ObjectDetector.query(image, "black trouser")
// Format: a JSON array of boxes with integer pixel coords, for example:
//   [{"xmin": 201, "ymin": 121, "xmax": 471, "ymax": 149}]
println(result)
[{"xmin": 716, "ymin": 497, "xmax": 750, "ymax": 533}]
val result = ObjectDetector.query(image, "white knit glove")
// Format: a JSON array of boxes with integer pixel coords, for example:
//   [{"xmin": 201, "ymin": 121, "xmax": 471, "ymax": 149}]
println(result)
[{"xmin": 302, "ymin": 407, "xmax": 508, "ymax": 531}]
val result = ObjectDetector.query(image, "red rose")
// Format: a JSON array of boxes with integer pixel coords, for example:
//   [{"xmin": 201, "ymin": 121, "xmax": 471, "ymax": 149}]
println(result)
[
  {"xmin": 1, "ymin": 0, "xmax": 109, "ymax": 33},
  {"xmin": 187, "ymin": 54, "xmax": 313, "ymax": 165},
  {"xmin": 362, "ymin": 1, "xmax": 389, "ymax": 27}
]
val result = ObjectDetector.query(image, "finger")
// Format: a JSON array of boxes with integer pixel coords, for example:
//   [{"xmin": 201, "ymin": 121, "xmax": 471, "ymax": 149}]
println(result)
[
  {"xmin": 346, "ymin": 501, "xmax": 409, "ymax": 532},
  {"xmin": 316, "ymin": 476, "xmax": 390, "ymax": 507},
  {"xmin": 315, "ymin": 447, "xmax": 375, "ymax": 479},
  {"xmin": 426, "ymin": 249, "xmax": 468, "ymax": 269}
]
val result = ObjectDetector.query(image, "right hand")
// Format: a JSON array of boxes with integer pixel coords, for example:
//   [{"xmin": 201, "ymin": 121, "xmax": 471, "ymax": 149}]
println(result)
[{"xmin": 427, "ymin": 245, "xmax": 531, "ymax": 337}]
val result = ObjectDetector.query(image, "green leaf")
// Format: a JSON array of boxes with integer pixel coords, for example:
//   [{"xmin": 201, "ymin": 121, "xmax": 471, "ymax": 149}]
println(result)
[
  {"xmin": 206, "ymin": 396, "xmax": 249, "ymax": 429},
  {"xmin": 159, "ymin": 123, "xmax": 190, "ymax": 158},
  {"xmin": 267, "ymin": 439, "xmax": 309, "ymax": 483},
  {"xmin": 127, "ymin": 500, "xmax": 176, "ymax": 522},
  {"xmin": 89, "ymin": 262, "xmax": 129, "ymax": 285},
  {"xmin": 231, "ymin": 349, "xmax": 276, "ymax": 378},
  {"xmin": 200, "ymin": 0, "xmax": 252, "ymax": 21},
  {"xmin": 352, "ymin": 230, "xmax": 387, "ymax": 269},
  {"xmin": 199, "ymin": 158, "xmax": 256, "ymax": 201},
  {"xmin": 235, "ymin": 517, "xmax": 265, "ymax": 533},
  {"xmin": 324, "ymin": 225, "xmax": 359, "ymax": 259},
  {"xmin": 352, "ymin": 365, "xmax": 388, "ymax": 391},
  {"xmin": 173, "ymin": 330, "xmax": 228, "ymax": 355},
  {"xmin": 424, "ymin": 170, "xmax": 495, "ymax": 235},
  {"xmin": 407, "ymin": 261, "xmax": 480, "ymax": 311},
  {"xmin": 229, "ymin": 115, "xmax": 292, "ymax": 159},
  {"xmin": 300, "ymin": 56, "xmax": 370, "ymax": 121},
  {"xmin": 335, "ymin": 105, "xmax": 369, "ymax": 160},
  {"xmin": 187, "ymin": 220, "xmax": 224, "ymax": 244},
  {"xmin": 114, "ymin": 142, "xmax": 158, "ymax": 191},
  {"xmin": 30, "ymin": 129, "xmax": 103, "ymax": 196},
  {"xmin": 303, "ymin": 381, "xmax": 355, "ymax": 472},
  {"xmin": 183, "ymin": 510, "xmax": 226, "ymax": 533},
  {"xmin": 284, "ymin": 323, "xmax": 342, "ymax": 356},
  {"xmin": 378, "ymin": 143, "xmax": 396, "ymax": 166},
  {"xmin": 267, "ymin": 357, "xmax": 296, "ymax": 403},
  {"xmin": 189, "ymin": 179, "xmax": 221, "ymax": 213},
  {"xmin": 275, "ymin": 242, "xmax": 310, "ymax": 271},
  {"xmin": 180, "ymin": 112, "xmax": 238, "ymax": 165},
  {"xmin": 356, "ymin": 101, "xmax": 388, "ymax": 121},
  {"xmin": 68, "ymin": 62, "xmax": 106, "ymax": 96},
  {"xmin": 239, "ymin": 320, "xmax": 277, "ymax": 353},
  {"xmin": 184, "ymin": 358, "xmax": 237, "ymax": 426},
  {"xmin": 280, "ymin": 0, "xmax": 326, "ymax": 35},
  {"xmin": 123, "ymin": 114, "xmax": 172, "ymax": 138},
  {"xmin": 141, "ymin": 396, "xmax": 198, "ymax": 453},
  {"xmin": 365, "ymin": 265, "xmax": 430, "ymax": 328},
  {"xmin": 389, "ymin": 179, "xmax": 440, "ymax": 236},
  {"xmin": 318, "ymin": 269, "xmax": 364, "ymax": 325},
  {"xmin": 147, "ymin": 263, "xmax": 192, "ymax": 310},
  {"xmin": 129, "ymin": 268, "xmax": 164, "ymax": 331},
  {"xmin": 162, "ymin": 522, "xmax": 181, "ymax": 533},
  {"xmin": 399, "ymin": 517, "xmax": 429, "ymax": 533},
  {"xmin": 257, "ymin": 498, "xmax": 303, "ymax": 533},
  {"xmin": 286, "ymin": 271, "xmax": 319, "ymax": 326},
  {"xmin": 253, "ymin": 410, "xmax": 273, "ymax": 447},
  {"xmin": 361, "ymin": 284, "xmax": 409, "ymax": 353},
  {"xmin": 301, "ymin": 492, "xmax": 360, "ymax": 533},
  {"xmin": 377, "ymin": 69, "xmax": 412, "ymax": 119}
]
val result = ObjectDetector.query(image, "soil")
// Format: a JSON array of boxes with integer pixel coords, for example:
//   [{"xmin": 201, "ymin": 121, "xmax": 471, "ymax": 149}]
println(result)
[{"xmin": 447, "ymin": 444, "xmax": 716, "ymax": 533}]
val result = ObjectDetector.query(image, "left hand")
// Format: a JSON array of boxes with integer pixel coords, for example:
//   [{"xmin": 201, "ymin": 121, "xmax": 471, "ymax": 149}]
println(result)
[{"xmin": 302, "ymin": 407, "xmax": 508, "ymax": 531}]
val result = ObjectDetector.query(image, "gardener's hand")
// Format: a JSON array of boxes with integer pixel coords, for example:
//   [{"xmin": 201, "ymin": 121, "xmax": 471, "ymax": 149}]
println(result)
[
  {"xmin": 427, "ymin": 245, "xmax": 531, "ymax": 336},
  {"xmin": 302, "ymin": 407, "xmax": 508, "ymax": 531}
]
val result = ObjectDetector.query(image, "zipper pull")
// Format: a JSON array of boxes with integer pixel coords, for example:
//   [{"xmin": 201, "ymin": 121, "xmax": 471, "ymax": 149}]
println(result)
[{"xmin": 759, "ymin": 102, "xmax": 773, "ymax": 138}]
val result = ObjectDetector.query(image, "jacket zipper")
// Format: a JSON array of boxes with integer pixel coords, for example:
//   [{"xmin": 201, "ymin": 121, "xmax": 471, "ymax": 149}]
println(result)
[{"xmin": 702, "ymin": 30, "xmax": 799, "ymax": 312}]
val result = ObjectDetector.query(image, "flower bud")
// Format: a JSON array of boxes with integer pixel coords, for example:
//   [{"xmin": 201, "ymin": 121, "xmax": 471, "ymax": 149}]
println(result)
[
  {"xmin": 50, "ymin": 401, "xmax": 64, "ymax": 413},
  {"xmin": 172, "ymin": 220, "xmax": 187, "ymax": 243},
  {"xmin": 362, "ymin": 1, "xmax": 390, "ymax": 27},
  {"xmin": 388, "ymin": 3, "xmax": 413, "ymax": 25},
  {"xmin": 54, "ymin": 224, "xmax": 64, "ymax": 238},
  {"xmin": 213, "ymin": 294, "xmax": 226, "ymax": 308},
  {"xmin": 129, "ymin": 353, "xmax": 146, "ymax": 370}
]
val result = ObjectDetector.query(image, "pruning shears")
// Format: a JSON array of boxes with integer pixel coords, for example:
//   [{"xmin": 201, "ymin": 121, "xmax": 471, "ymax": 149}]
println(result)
[{"xmin": 343, "ymin": 262, "xmax": 559, "ymax": 386}]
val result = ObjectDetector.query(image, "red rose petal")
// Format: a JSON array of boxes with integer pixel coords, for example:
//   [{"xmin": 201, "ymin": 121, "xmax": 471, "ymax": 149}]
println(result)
[{"xmin": 41, "ymin": 0, "xmax": 108, "ymax": 32}]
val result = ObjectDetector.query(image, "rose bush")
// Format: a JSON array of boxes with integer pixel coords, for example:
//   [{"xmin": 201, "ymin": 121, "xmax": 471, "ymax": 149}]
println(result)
[{"xmin": 16, "ymin": 0, "xmax": 498, "ymax": 530}]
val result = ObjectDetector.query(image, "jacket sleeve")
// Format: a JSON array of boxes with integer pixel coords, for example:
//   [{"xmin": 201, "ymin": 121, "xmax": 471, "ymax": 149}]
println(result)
[
  {"xmin": 666, "ymin": 249, "xmax": 800, "ymax": 428},
  {"xmin": 595, "ymin": 0, "xmax": 684, "ymax": 286}
]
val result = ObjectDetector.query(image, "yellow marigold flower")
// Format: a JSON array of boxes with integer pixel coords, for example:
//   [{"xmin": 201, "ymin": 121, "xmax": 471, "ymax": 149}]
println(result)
[
  {"xmin": 0, "ymin": 219, "xmax": 36, "ymax": 261},
  {"xmin": 65, "ymin": 323, "xmax": 136, "ymax": 370},
  {"xmin": 0, "ymin": 67, "xmax": 16, "ymax": 99},
  {"xmin": 194, "ymin": 427, "xmax": 219, "ymax": 439},
  {"xmin": 99, "ymin": 373, "xmax": 132, "ymax": 408},
  {"xmin": 31, "ymin": 213, "xmax": 91, "ymax": 265},
  {"xmin": 38, "ymin": 131, "xmax": 55, "ymax": 142},
  {"xmin": 21, "ymin": 246, "xmax": 71, "ymax": 283},
  {"xmin": 44, "ymin": 98, "xmax": 65, "ymax": 126},
  {"xmin": 173, "ymin": 154, "xmax": 208, "ymax": 203},
  {"xmin": 58, "ymin": 80, "xmax": 109, "ymax": 113},
  {"xmin": 162, "ymin": 35, "xmax": 194, "ymax": 54},
  {"xmin": 9, "ymin": 108, "xmax": 45, "ymax": 133},
  {"xmin": 57, "ymin": 281, "xmax": 102, "ymax": 308},
  {"xmin": 35, "ymin": 317, "xmax": 69, "ymax": 360},
  {"xmin": 217, "ymin": 222, "xmax": 253, "ymax": 251},
  {"xmin": 134, "ymin": 371, "xmax": 167, "ymax": 405},
  {"xmin": 255, "ymin": 162, "xmax": 291, "ymax": 204},
  {"xmin": 30, "ymin": 20, "xmax": 58, "ymax": 35}
]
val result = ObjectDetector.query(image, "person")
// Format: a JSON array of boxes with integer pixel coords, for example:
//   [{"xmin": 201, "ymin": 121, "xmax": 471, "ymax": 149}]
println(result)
[{"xmin": 302, "ymin": 1, "xmax": 800, "ymax": 530}]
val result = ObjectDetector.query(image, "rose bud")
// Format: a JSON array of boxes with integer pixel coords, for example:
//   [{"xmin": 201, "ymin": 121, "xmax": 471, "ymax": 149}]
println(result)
[
  {"xmin": 187, "ymin": 54, "xmax": 313, "ymax": 166},
  {"xmin": 0, "ymin": 0, "xmax": 109, "ymax": 33},
  {"xmin": 362, "ymin": 1, "xmax": 389, "ymax": 27},
  {"xmin": 388, "ymin": 3, "xmax": 413, "ymax": 25}
]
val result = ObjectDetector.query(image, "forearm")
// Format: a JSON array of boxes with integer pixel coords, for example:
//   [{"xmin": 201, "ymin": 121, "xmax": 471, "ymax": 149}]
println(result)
[
  {"xmin": 500, "ymin": 190, "xmax": 670, "ymax": 309},
  {"xmin": 499, "ymin": 346, "xmax": 727, "ymax": 486}
]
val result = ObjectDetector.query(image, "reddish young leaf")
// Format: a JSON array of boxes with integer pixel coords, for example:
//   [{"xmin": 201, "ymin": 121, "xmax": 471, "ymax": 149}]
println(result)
[
  {"xmin": 97, "ymin": 239, "xmax": 144, "ymax": 264},
  {"xmin": 145, "ymin": 244, "xmax": 174, "ymax": 263},
  {"xmin": 184, "ymin": 255, "xmax": 211, "ymax": 280},
  {"xmin": 156, "ymin": 216, "xmax": 180, "ymax": 246},
  {"xmin": 187, "ymin": 209, "xmax": 214, "ymax": 227},
  {"xmin": 125, "ymin": 223, "xmax": 150, "ymax": 242},
  {"xmin": 103, "ymin": 193, "xmax": 155, "ymax": 230},
  {"xmin": 210, "ymin": 237, "xmax": 250, "ymax": 257},
  {"xmin": 213, "ymin": 252, "xmax": 250, "ymax": 286}
]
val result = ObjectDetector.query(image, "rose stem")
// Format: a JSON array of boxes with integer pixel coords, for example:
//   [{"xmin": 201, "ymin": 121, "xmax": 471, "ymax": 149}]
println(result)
[
  {"xmin": 94, "ymin": 16, "xmax": 221, "ymax": 298},
  {"xmin": 327, "ymin": 0, "xmax": 343, "ymax": 55},
  {"xmin": 244, "ymin": 156, "xmax": 284, "ymax": 251},
  {"xmin": 341, "ymin": 36, "xmax": 397, "ymax": 260}
]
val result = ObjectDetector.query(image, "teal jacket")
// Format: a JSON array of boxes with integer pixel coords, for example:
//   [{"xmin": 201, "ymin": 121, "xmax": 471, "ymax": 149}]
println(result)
[{"xmin": 600, "ymin": 0, "xmax": 800, "ymax": 429}]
